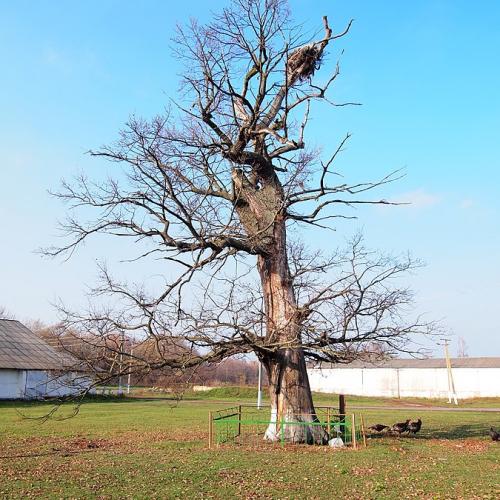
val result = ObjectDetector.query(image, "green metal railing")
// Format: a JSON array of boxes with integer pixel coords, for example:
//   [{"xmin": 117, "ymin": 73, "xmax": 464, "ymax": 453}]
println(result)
[{"xmin": 208, "ymin": 405, "xmax": 363, "ymax": 448}]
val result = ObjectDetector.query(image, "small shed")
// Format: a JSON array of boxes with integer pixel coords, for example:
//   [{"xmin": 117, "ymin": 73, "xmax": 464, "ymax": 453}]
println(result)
[{"xmin": 0, "ymin": 319, "xmax": 92, "ymax": 399}]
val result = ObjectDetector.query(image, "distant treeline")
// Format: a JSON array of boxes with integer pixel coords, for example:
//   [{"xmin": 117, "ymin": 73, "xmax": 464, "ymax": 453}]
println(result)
[{"xmin": 30, "ymin": 320, "xmax": 267, "ymax": 388}]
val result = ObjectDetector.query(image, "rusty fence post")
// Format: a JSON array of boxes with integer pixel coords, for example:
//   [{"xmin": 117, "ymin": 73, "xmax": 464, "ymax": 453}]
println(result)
[
  {"xmin": 339, "ymin": 394, "xmax": 346, "ymax": 441},
  {"xmin": 360, "ymin": 414, "xmax": 367, "ymax": 447},
  {"xmin": 339, "ymin": 394, "xmax": 345, "ymax": 415}
]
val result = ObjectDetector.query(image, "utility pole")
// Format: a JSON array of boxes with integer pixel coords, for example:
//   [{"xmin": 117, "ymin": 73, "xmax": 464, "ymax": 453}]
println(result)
[
  {"xmin": 117, "ymin": 330, "xmax": 124, "ymax": 396},
  {"xmin": 126, "ymin": 344, "xmax": 133, "ymax": 395},
  {"xmin": 443, "ymin": 339, "xmax": 458, "ymax": 405}
]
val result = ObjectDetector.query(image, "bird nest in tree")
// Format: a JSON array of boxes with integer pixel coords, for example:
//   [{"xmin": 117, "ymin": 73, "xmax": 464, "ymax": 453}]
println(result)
[{"xmin": 287, "ymin": 44, "xmax": 324, "ymax": 82}]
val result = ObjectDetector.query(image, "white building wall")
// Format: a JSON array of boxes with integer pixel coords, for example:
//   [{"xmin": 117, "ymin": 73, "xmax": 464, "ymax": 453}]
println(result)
[
  {"xmin": 45, "ymin": 371, "xmax": 94, "ymax": 397},
  {"xmin": 24, "ymin": 370, "xmax": 49, "ymax": 398},
  {"xmin": 308, "ymin": 367, "xmax": 500, "ymax": 398},
  {"xmin": 0, "ymin": 369, "xmax": 93, "ymax": 399},
  {"xmin": 0, "ymin": 369, "xmax": 25, "ymax": 398},
  {"xmin": 363, "ymin": 369, "xmax": 400, "ymax": 398},
  {"xmin": 25, "ymin": 370, "xmax": 93, "ymax": 398}
]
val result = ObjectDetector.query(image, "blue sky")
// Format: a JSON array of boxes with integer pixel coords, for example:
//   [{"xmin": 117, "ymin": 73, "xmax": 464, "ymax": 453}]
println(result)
[{"xmin": 0, "ymin": 1, "xmax": 499, "ymax": 356}]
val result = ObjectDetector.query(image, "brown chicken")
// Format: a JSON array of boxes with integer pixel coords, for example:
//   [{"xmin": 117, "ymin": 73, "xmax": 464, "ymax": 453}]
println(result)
[
  {"xmin": 391, "ymin": 419, "xmax": 410, "ymax": 434},
  {"xmin": 368, "ymin": 424, "xmax": 389, "ymax": 433},
  {"xmin": 408, "ymin": 418, "xmax": 422, "ymax": 434}
]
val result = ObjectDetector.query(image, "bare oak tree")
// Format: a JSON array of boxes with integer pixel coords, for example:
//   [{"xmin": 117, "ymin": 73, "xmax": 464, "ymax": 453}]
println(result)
[{"xmin": 47, "ymin": 0, "xmax": 431, "ymax": 443}]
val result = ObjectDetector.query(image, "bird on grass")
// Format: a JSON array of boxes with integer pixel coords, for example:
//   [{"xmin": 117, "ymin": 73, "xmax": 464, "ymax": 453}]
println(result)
[
  {"xmin": 407, "ymin": 418, "xmax": 422, "ymax": 435},
  {"xmin": 391, "ymin": 419, "xmax": 410, "ymax": 435},
  {"xmin": 490, "ymin": 427, "xmax": 499, "ymax": 441},
  {"xmin": 368, "ymin": 424, "xmax": 390, "ymax": 433}
]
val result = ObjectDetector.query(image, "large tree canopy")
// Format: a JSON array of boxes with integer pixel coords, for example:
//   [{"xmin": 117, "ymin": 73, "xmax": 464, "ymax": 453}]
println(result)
[{"xmin": 48, "ymin": 0, "xmax": 432, "ymax": 443}]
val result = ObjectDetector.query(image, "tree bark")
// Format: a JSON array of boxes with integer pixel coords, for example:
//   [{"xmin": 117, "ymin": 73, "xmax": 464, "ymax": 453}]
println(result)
[
  {"xmin": 233, "ymin": 163, "xmax": 328, "ymax": 443},
  {"xmin": 257, "ymin": 218, "xmax": 327, "ymax": 444},
  {"xmin": 261, "ymin": 349, "xmax": 327, "ymax": 444}
]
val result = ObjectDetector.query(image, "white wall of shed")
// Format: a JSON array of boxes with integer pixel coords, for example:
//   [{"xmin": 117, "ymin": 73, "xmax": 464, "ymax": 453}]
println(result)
[
  {"xmin": 24, "ymin": 370, "xmax": 49, "ymax": 398},
  {"xmin": 307, "ymin": 367, "xmax": 500, "ymax": 398},
  {"xmin": 46, "ymin": 371, "xmax": 94, "ymax": 397},
  {"xmin": 24, "ymin": 370, "xmax": 94, "ymax": 398},
  {"xmin": 0, "ymin": 369, "xmax": 25, "ymax": 398},
  {"xmin": 0, "ymin": 370, "xmax": 94, "ymax": 399}
]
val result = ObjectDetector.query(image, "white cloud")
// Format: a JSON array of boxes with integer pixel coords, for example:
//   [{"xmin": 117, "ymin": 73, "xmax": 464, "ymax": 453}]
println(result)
[
  {"xmin": 40, "ymin": 46, "xmax": 98, "ymax": 75},
  {"xmin": 459, "ymin": 198, "xmax": 474, "ymax": 209},
  {"xmin": 41, "ymin": 47, "xmax": 64, "ymax": 66},
  {"xmin": 391, "ymin": 189, "xmax": 441, "ymax": 209}
]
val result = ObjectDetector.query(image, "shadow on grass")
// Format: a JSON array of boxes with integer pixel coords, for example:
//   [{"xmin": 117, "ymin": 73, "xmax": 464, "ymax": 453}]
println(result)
[
  {"xmin": 0, "ymin": 394, "xmax": 145, "ymax": 410},
  {"xmin": 0, "ymin": 394, "xmax": 218, "ymax": 416},
  {"xmin": 426, "ymin": 422, "xmax": 495, "ymax": 440},
  {"xmin": 367, "ymin": 423, "xmax": 494, "ymax": 441}
]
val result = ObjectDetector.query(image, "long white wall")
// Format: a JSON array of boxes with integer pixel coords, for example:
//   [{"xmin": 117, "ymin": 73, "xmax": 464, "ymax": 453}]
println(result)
[
  {"xmin": 0, "ymin": 369, "xmax": 93, "ymax": 399},
  {"xmin": 307, "ymin": 367, "xmax": 500, "ymax": 398}
]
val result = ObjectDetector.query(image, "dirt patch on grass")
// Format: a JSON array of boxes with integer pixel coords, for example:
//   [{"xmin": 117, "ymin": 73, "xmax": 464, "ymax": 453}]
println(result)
[
  {"xmin": 2, "ymin": 430, "xmax": 495, "ymax": 462},
  {"xmin": 214, "ymin": 441, "xmax": 358, "ymax": 454},
  {"xmin": 1, "ymin": 428, "xmax": 208, "ymax": 460},
  {"xmin": 54, "ymin": 437, "xmax": 111, "ymax": 452},
  {"xmin": 428, "ymin": 438, "xmax": 492, "ymax": 453},
  {"xmin": 350, "ymin": 466, "xmax": 376, "ymax": 476},
  {"xmin": 0, "ymin": 436, "xmax": 113, "ymax": 460}
]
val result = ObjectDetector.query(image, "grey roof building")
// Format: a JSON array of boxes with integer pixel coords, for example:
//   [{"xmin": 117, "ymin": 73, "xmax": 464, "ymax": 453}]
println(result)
[
  {"xmin": 0, "ymin": 319, "xmax": 91, "ymax": 399},
  {"xmin": 309, "ymin": 357, "xmax": 500, "ymax": 370},
  {"xmin": 0, "ymin": 319, "xmax": 76, "ymax": 370}
]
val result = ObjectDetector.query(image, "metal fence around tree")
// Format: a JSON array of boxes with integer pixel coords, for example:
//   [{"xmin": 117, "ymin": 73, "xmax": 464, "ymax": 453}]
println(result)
[{"xmin": 208, "ymin": 405, "xmax": 365, "ymax": 449}]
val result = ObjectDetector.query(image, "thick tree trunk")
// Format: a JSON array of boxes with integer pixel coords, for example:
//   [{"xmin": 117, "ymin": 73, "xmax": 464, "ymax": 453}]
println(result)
[
  {"xmin": 233, "ymin": 164, "xmax": 327, "ymax": 443},
  {"xmin": 257, "ymin": 218, "xmax": 328, "ymax": 444},
  {"xmin": 261, "ymin": 349, "xmax": 328, "ymax": 444}
]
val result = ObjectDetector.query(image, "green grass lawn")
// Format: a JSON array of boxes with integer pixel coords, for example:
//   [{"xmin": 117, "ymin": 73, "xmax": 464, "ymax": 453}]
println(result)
[{"xmin": 0, "ymin": 395, "xmax": 499, "ymax": 499}]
